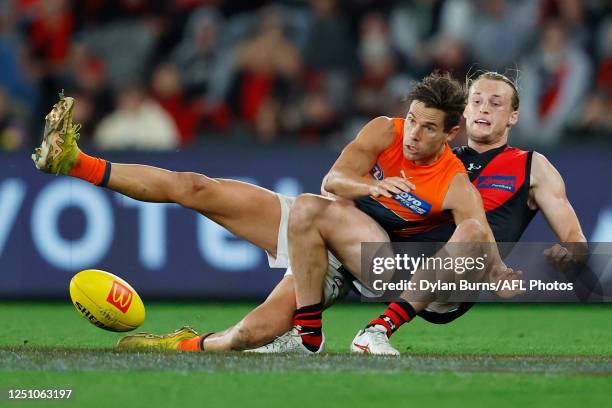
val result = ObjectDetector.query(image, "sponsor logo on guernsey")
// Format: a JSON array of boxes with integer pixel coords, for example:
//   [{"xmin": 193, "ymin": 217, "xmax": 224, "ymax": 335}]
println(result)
[
  {"xmin": 476, "ymin": 175, "xmax": 516, "ymax": 192},
  {"xmin": 393, "ymin": 192, "xmax": 432, "ymax": 216},
  {"xmin": 370, "ymin": 162, "xmax": 384, "ymax": 180},
  {"xmin": 106, "ymin": 280, "xmax": 133, "ymax": 313}
]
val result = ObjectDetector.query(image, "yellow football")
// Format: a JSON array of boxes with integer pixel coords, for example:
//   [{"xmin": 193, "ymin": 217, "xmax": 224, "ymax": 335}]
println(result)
[{"xmin": 69, "ymin": 269, "xmax": 145, "ymax": 332}]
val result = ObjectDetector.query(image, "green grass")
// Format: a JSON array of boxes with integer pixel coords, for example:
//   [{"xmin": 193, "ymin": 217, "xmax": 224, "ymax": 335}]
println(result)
[
  {"xmin": 2, "ymin": 302, "xmax": 612, "ymax": 355},
  {"xmin": 1, "ymin": 303, "xmax": 611, "ymax": 408},
  {"xmin": 2, "ymin": 371, "xmax": 611, "ymax": 408}
]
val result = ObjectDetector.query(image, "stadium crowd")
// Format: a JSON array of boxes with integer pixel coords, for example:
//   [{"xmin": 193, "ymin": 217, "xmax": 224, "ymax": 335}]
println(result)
[{"xmin": 0, "ymin": 0, "xmax": 610, "ymax": 151}]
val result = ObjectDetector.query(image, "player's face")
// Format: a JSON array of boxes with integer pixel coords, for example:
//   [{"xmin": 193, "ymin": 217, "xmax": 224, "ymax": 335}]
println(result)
[
  {"xmin": 464, "ymin": 79, "xmax": 518, "ymax": 144},
  {"xmin": 403, "ymin": 101, "xmax": 458, "ymax": 164}
]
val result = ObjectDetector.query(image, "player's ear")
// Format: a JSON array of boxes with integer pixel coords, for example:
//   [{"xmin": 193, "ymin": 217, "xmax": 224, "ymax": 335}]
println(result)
[
  {"xmin": 507, "ymin": 110, "xmax": 519, "ymax": 127},
  {"xmin": 446, "ymin": 125, "xmax": 461, "ymax": 142}
]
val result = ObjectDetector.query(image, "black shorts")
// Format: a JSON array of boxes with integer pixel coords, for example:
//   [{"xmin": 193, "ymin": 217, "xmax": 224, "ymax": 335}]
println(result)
[{"xmin": 417, "ymin": 302, "xmax": 474, "ymax": 324}]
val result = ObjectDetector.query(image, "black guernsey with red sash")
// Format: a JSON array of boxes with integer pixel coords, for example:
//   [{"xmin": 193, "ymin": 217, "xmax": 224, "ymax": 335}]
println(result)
[
  {"xmin": 461, "ymin": 144, "xmax": 538, "ymax": 242},
  {"xmin": 412, "ymin": 144, "xmax": 538, "ymax": 243}
]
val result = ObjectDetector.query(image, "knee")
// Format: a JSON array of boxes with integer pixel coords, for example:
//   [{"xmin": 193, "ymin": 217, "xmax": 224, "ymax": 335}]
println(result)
[
  {"xmin": 288, "ymin": 194, "xmax": 328, "ymax": 233},
  {"xmin": 454, "ymin": 218, "xmax": 488, "ymax": 242},
  {"xmin": 173, "ymin": 172, "xmax": 216, "ymax": 209}
]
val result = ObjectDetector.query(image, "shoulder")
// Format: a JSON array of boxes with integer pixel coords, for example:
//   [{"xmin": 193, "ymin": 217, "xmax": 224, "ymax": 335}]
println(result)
[
  {"xmin": 353, "ymin": 116, "xmax": 399, "ymax": 152},
  {"xmin": 531, "ymin": 151, "xmax": 550, "ymax": 166},
  {"xmin": 530, "ymin": 151, "xmax": 564, "ymax": 187},
  {"xmin": 442, "ymin": 172, "xmax": 480, "ymax": 211},
  {"xmin": 364, "ymin": 116, "xmax": 398, "ymax": 135},
  {"xmin": 531, "ymin": 151, "xmax": 556, "ymax": 175},
  {"xmin": 449, "ymin": 171, "xmax": 472, "ymax": 189}
]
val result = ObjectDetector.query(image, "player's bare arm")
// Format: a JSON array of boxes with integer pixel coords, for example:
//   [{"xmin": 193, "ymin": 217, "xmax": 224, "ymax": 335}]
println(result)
[
  {"xmin": 442, "ymin": 173, "xmax": 523, "ymax": 298},
  {"xmin": 443, "ymin": 173, "xmax": 493, "ymax": 243},
  {"xmin": 529, "ymin": 152, "xmax": 588, "ymax": 270},
  {"xmin": 324, "ymin": 116, "xmax": 415, "ymax": 199}
]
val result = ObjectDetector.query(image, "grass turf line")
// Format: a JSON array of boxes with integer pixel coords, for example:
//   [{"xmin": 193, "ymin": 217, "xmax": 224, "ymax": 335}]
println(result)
[{"xmin": 2, "ymin": 348, "xmax": 612, "ymax": 375}]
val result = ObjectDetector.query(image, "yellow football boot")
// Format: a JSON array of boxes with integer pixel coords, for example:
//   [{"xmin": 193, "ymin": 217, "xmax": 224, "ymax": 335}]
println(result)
[
  {"xmin": 116, "ymin": 326, "xmax": 199, "ymax": 351},
  {"xmin": 31, "ymin": 91, "xmax": 82, "ymax": 175}
]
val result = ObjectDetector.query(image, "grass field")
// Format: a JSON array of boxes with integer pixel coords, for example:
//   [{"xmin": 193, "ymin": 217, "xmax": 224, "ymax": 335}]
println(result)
[{"xmin": 1, "ymin": 302, "xmax": 611, "ymax": 407}]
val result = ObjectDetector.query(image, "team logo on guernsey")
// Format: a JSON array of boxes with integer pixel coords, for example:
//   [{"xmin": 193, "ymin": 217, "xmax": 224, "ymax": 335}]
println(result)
[
  {"xmin": 477, "ymin": 175, "xmax": 516, "ymax": 192},
  {"xmin": 393, "ymin": 192, "xmax": 432, "ymax": 216},
  {"xmin": 106, "ymin": 280, "xmax": 133, "ymax": 313},
  {"xmin": 467, "ymin": 163, "xmax": 482, "ymax": 172},
  {"xmin": 370, "ymin": 162, "xmax": 384, "ymax": 180}
]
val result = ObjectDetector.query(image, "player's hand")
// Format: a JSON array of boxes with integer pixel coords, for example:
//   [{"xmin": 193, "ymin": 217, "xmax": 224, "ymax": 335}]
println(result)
[
  {"xmin": 490, "ymin": 264, "xmax": 525, "ymax": 299},
  {"xmin": 369, "ymin": 177, "xmax": 416, "ymax": 198},
  {"xmin": 543, "ymin": 243, "xmax": 587, "ymax": 273}
]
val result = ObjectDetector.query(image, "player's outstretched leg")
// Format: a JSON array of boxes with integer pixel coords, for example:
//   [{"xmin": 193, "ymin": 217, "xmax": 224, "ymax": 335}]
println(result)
[
  {"xmin": 115, "ymin": 276, "xmax": 297, "ymax": 352},
  {"xmin": 32, "ymin": 94, "xmax": 281, "ymax": 255}
]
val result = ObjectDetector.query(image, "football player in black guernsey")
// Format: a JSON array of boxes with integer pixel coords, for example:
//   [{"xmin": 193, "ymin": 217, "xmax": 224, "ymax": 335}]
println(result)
[{"xmin": 350, "ymin": 72, "xmax": 589, "ymax": 355}]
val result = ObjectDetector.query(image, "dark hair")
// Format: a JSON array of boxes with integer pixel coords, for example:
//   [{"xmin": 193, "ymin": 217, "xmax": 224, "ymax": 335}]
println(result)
[
  {"xmin": 467, "ymin": 71, "xmax": 520, "ymax": 111},
  {"xmin": 405, "ymin": 72, "xmax": 467, "ymax": 132}
]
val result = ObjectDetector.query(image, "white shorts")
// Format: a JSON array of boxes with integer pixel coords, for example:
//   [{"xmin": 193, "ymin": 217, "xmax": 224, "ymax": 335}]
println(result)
[{"xmin": 266, "ymin": 194, "xmax": 350, "ymax": 308}]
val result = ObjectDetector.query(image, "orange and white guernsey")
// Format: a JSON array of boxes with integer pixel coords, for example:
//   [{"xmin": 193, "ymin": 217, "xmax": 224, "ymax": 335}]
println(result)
[{"xmin": 355, "ymin": 118, "xmax": 466, "ymax": 239}]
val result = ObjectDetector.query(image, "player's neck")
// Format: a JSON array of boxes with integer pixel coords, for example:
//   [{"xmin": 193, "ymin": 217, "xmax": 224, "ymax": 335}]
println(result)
[{"xmin": 468, "ymin": 134, "xmax": 508, "ymax": 153}]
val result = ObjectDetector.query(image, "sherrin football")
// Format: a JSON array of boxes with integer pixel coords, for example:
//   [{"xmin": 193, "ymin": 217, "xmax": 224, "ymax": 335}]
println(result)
[{"xmin": 69, "ymin": 269, "xmax": 145, "ymax": 332}]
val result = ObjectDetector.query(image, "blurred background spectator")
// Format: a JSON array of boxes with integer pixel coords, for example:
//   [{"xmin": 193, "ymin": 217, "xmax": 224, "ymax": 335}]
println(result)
[
  {"xmin": 0, "ymin": 87, "xmax": 29, "ymax": 150},
  {"xmin": 227, "ymin": 5, "xmax": 304, "ymax": 143},
  {"xmin": 0, "ymin": 0, "xmax": 609, "ymax": 152},
  {"xmin": 516, "ymin": 18, "xmax": 592, "ymax": 147},
  {"xmin": 94, "ymin": 84, "xmax": 179, "ymax": 150}
]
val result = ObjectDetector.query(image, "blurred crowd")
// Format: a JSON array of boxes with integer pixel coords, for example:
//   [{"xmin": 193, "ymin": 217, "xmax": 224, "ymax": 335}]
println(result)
[{"xmin": 0, "ymin": 0, "xmax": 610, "ymax": 152}]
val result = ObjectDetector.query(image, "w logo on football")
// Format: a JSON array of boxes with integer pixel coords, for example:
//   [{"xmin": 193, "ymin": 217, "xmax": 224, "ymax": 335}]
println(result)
[{"xmin": 106, "ymin": 280, "xmax": 133, "ymax": 313}]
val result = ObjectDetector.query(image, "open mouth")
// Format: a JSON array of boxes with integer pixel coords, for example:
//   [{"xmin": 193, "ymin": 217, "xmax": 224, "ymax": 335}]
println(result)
[
  {"xmin": 474, "ymin": 119, "xmax": 491, "ymax": 127},
  {"xmin": 405, "ymin": 145, "xmax": 417, "ymax": 153}
]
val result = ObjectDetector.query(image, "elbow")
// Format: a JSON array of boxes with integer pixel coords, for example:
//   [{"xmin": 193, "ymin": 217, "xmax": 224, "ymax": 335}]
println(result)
[{"xmin": 323, "ymin": 172, "xmax": 339, "ymax": 195}]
